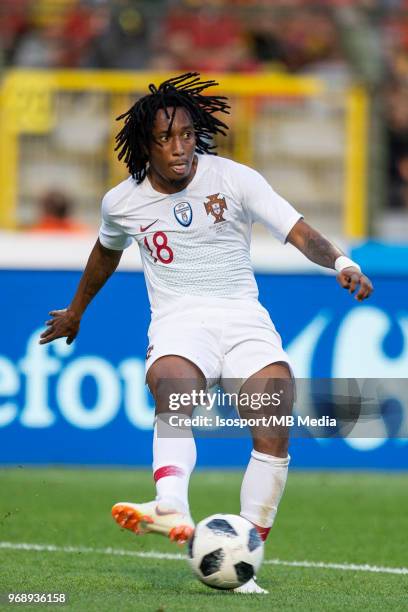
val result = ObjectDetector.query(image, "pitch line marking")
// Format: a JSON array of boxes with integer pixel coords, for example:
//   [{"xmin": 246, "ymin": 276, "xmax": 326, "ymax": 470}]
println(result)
[
  {"xmin": 263, "ymin": 558, "xmax": 408, "ymax": 575},
  {"xmin": 1, "ymin": 541, "xmax": 407, "ymax": 575}
]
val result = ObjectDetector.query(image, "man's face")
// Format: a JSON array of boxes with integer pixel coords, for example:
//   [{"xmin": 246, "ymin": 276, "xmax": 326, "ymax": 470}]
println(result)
[{"xmin": 148, "ymin": 106, "xmax": 197, "ymax": 193}]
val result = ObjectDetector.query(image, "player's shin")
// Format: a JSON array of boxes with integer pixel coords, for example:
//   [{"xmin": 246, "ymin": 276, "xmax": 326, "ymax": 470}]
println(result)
[
  {"xmin": 240, "ymin": 450, "xmax": 290, "ymax": 541},
  {"xmin": 153, "ymin": 413, "xmax": 197, "ymax": 514}
]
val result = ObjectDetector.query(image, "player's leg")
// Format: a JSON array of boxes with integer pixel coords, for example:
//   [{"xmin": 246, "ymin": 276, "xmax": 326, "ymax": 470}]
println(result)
[
  {"xmin": 112, "ymin": 355, "xmax": 206, "ymax": 543},
  {"xmin": 239, "ymin": 361, "xmax": 293, "ymax": 542},
  {"xmin": 148, "ymin": 355, "xmax": 206, "ymax": 516}
]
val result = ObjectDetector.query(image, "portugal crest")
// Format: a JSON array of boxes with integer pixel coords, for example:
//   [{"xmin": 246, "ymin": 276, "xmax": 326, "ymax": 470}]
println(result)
[
  {"xmin": 204, "ymin": 193, "xmax": 228, "ymax": 224},
  {"xmin": 174, "ymin": 201, "xmax": 192, "ymax": 227}
]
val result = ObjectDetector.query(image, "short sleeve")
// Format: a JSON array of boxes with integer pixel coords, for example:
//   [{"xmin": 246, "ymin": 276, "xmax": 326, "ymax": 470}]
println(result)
[
  {"xmin": 239, "ymin": 166, "xmax": 303, "ymax": 243},
  {"xmin": 98, "ymin": 192, "xmax": 133, "ymax": 251}
]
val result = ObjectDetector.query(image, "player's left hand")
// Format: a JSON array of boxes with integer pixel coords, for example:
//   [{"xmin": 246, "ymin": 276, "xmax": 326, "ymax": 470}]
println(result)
[{"xmin": 336, "ymin": 267, "xmax": 373, "ymax": 301}]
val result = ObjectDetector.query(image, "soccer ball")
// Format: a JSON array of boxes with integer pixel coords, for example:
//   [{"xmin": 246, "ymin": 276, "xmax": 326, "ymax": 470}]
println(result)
[{"xmin": 188, "ymin": 513, "xmax": 264, "ymax": 589}]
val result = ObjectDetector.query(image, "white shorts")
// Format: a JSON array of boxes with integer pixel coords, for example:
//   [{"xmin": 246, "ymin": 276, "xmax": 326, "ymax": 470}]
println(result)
[{"xmin": 145, "ymin": 296, "xmax": 292, "ymax": 387}]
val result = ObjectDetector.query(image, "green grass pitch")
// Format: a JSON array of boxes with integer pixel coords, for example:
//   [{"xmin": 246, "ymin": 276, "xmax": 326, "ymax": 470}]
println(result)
[{"xmin": 0, "ymin": 468, "xmax": 407, "ymax": 611}]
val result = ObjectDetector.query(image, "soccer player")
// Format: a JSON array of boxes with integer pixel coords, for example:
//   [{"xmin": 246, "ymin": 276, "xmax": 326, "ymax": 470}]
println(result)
[{"xmin": 40, "ymin": 73, "xmax": 373, "ymax": 594}]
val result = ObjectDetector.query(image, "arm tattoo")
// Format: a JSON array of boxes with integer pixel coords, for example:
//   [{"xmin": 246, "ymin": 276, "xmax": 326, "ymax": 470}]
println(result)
[{"xmin": 298, "ymin": 226, "xmax": 343, "ymax": 269}]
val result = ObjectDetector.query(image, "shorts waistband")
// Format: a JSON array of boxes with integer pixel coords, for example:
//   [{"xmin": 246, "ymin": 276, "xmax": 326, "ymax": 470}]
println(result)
[{"xmin": 151, "ymin": 295, "xmax": 266, "ymax": 322}]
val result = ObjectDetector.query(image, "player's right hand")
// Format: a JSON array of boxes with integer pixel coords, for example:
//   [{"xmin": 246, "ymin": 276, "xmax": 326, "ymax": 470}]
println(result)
[{"xmin": 39, "ymin": 308, "xmax": 81, "ymax": 345}]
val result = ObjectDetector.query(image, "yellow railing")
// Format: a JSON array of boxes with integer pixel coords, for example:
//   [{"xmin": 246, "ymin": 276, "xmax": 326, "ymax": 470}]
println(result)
[
  {"xmin": 0, "ymin": 70, "xmax": 368, "ymax": 238},
  {"xmin": 344, "ymin": 86, "xmax": 369, "ymax": 239}
]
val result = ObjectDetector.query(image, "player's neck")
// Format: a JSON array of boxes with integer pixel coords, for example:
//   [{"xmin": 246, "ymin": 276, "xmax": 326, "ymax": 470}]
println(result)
[{"xmin": 147, "ymin": 156, "xmax": 198, "ymax": 194}]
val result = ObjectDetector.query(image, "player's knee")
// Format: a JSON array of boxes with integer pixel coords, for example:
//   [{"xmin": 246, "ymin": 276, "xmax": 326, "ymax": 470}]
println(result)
[
  {"xmin": 147, "ymin": 357, "xmax": 182, "ymax": 398},
  {"xmin": 252, "ymin": 436, "xmax": 289, "ymax": 458},
  {"xmin": 150, "ymin": 376, "xmax": 181, "ymax": 411},
  {"xmin": 147, "ymin": 357, "xmax": 206, "ymax": 415}
]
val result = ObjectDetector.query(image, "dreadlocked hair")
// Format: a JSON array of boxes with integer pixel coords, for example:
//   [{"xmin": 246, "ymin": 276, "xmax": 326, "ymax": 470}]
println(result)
[{"xmin": 115, "ymin": 72, "xmax": 230, "ymax": 183}]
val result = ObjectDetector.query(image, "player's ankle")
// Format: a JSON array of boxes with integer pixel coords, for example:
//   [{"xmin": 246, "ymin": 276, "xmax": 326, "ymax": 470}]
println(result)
[
  {"xmin": 240, "ymin": 513, "xmax": 271, "ymax": 541},
  {"xmin": 156, "ymin": 496, "xmax": 189, "ymax": 514},
  {"xmin": 252, "ymin": 524, "xmax": 271, "ymax": 541}
]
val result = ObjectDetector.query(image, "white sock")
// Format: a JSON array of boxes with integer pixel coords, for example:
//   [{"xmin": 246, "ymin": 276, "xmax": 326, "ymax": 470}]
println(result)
[
  {"xmin": 240, "ymin": 450, "xmax": 290, "ymax": 540},
  {"xmin": 152, "ymin": 414, "xmax": 196, "ymax": 514}
]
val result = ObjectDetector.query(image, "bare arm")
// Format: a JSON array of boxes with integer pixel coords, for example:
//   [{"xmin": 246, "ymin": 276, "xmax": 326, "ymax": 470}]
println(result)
[
  {"xmin": 287, "ymin": 219, "xmax": 373, "ymax": 301},
  {"xmin": 39, "ymin": 239, "xmax": 123, "ymax": 345},
  {"xmin": 286, "ymin": 219, "xmax": 343, "ymax": 268}
]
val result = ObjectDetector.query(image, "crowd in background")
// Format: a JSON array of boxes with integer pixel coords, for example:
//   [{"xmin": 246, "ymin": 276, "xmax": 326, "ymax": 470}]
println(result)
[
  {"xmin": 0, "ymin": 0, "xmax": 347, "ymax": 73},
  {"xmin": 3, "ymin": 0, "xmax": 408, "ymax": 76},
  {"xmin": 2, "ymin": 0, "xmax": 408, "ymax": 210}
]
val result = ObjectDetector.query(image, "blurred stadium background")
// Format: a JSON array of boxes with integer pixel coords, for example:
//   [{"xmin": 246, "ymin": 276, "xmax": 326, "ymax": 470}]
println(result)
[{"xmin": 1, "ymin": 0, "xmax": 408, "ymax": 471}]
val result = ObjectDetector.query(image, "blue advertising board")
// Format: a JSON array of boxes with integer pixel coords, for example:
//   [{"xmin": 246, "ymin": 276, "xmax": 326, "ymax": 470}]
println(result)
[{"xmin": 1, "ymin": 268, "xmax": 407, "ymax": 469}]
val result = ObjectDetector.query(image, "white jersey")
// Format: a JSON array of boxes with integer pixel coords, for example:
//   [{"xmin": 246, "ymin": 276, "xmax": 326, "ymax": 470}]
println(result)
[{"xmin": 98, "ymin": 154, "xmax": 302, "ymax": 313}]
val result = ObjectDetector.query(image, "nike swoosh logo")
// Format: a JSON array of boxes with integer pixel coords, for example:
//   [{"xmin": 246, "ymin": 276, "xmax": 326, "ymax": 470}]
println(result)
[{"xmin": 140, "ymin": 219, "xmax": 158, "ymax": 232}]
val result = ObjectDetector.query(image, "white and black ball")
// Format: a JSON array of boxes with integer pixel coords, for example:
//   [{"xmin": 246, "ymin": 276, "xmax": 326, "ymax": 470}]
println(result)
[{"xmin": 188, "ymin": 513, "xmax": 264, "ymax": 590}]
